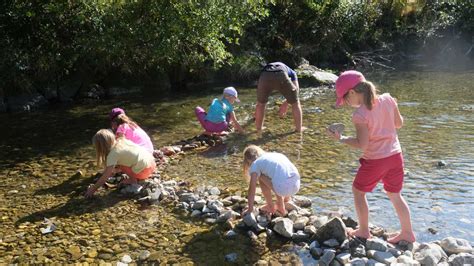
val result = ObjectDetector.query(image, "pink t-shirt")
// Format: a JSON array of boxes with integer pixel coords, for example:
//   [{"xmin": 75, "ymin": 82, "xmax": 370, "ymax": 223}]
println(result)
[
  {"xmin": 352, "ymin": 93, "xmax": 402, "ymax": 160},
  {"xmin": 116, "ymin": 123, "xmax": 154, "ymax": 154}
]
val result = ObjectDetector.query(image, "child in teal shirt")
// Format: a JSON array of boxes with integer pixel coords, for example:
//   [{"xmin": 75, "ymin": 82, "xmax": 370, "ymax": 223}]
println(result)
[{"xmin": 195, "ymin": 87, "xmax": 244, "ymax": 135}]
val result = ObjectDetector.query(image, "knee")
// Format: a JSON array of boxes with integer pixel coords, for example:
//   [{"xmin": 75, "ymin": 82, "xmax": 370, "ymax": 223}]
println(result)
[{"xmin": 352, "ymin": 185, "xmax": 366, "ymax": 196}]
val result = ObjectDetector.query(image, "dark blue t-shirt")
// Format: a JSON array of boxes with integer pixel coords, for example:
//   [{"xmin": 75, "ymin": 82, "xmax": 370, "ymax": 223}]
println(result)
[{"xmin": 263, "ymin": 62, "xmax": 297, "ymax": 81}]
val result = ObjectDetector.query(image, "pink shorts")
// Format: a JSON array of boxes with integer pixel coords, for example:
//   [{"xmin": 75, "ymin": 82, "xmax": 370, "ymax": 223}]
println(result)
[
  {"xmin": 119, "ymin": 164, "xmax": 156, "ymax": 180},
  {"xmin": 353, "ymin": 153, "xmax": 404, "ymax": 193}
]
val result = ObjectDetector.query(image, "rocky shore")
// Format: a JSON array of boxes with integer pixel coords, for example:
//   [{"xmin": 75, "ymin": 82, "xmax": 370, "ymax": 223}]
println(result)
[{"xmin": 100, "ymin": 134, "xmax": 474, "ymax": 265}]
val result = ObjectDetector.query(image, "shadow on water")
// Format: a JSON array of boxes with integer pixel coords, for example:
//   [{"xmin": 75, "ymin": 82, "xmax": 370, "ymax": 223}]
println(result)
[
  {"xmin": 173, "ymin": 209, "xmax": 298, "ymax": 265},
  {"xmin": 15, "ymin": 173, "xmax": 127, "ymax": 225}
]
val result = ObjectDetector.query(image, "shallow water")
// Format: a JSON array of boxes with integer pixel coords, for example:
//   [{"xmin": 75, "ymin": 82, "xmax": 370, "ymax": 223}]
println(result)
[{"xmin": 0, "ymin": 70, "xmax": 473, "ymax": 263}]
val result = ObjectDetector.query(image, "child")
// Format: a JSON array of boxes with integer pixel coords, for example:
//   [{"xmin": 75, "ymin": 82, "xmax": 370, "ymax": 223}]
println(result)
[
  {"xmin": 327, "ymin": 70, "xmax": 415, "ymax": 243},
  {"xmin": 85, "ymin": 129, "xmax": 156, "ymax": 197},
  {"xmin": 195, "ymin": 87, "xmax": 244, "ymax": 135},
  {"xmin": 242, "ymin": 145, "xmax": 300, "ymax": 216},
  {"xmin": 109, "ymin": 108, "xmax": 154, "ymax": 154}
]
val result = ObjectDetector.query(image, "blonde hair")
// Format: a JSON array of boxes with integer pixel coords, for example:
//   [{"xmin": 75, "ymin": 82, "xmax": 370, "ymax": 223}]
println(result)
[
  {"xmin": 353, "ymin": 81, "xmax": 378, "ymax": 110},
  {"xmin": 242, "ymin": 145, "xmax": 265, "ymax": 182},
  {"xmin": 112, "ymin": 113, "xmax": 138, "ymax": 130},
  {"xmin": 92, "ymin": 129, "xmax": 115, "ymax": 167}
]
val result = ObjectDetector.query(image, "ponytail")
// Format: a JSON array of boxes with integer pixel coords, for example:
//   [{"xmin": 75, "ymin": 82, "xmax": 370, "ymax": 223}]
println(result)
[
  {"xmin": 112, "ymin": 114, "xmax": 138, "ymax": 129},
  {"xmin": 353, "ymin": 81, "xmax": 378, "ymax": 110}
]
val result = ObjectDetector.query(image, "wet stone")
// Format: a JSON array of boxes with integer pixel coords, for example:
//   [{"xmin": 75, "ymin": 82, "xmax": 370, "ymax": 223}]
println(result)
[
  {"xmin": 366, "ymin": 238, "xmax": 388, "ymax": 252},
  {"xmin": 138, "ymin": 250, "xmax": 151, "ymax": 261}
]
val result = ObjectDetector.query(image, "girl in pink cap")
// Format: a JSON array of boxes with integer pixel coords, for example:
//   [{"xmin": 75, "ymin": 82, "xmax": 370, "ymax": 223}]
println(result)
[
  {"xmin": 327, "ymin": 70, "xmax": 415, "ymax": 244},
  {"xmin": 109, "ymin": 108, "xmax": 154, "ymax": 154}
]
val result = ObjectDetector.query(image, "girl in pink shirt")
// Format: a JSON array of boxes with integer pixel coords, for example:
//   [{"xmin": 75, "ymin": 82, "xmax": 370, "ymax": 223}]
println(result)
[
  {"xmin": 109, "ymin": 108, "xmax": 154, "ymax": 154},
  {"xmin": 327, "ymin": 70, "xmax": 415, "ymax": 244}
]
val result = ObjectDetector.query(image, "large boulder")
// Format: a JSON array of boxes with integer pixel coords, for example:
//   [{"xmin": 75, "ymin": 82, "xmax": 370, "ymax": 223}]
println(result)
[
  {"xmin": 439, "ymin": 237, "xmax": 473, "ymax": 254},
  {"xmin": 7, "ymin": 93, "xmax": 48, "ymax": 112},
  {"xmin": 312, "ymin": 217, "xmax": 347, "ymax": 244},
  {"xmin": 295, "ymin": 64, "xmax": 338, "ymax": 87},
  {"xmin": 414, "ymin": 243, "xmax": 447, "ymax": 266}
]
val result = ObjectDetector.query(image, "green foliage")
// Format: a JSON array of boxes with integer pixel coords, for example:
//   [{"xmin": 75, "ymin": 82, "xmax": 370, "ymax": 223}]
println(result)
[
  {"xmin": 0, "ymin": 1, "xmax": 267, "ymax": 94},
  {"xmin": 0, "ymin": 0, "xmax": 471, "ymax": 96}
]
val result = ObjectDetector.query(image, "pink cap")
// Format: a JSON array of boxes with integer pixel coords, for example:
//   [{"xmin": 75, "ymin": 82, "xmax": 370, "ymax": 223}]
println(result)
[
  {"xmin": 109, "ymin": 107, "xmax": 125, "ymax": 120},
  {"xmin": 335, "ymin": 70, "xmax": 365, "ymax": 107},
  {"xmin": 223, "ymin": 86, "xmax": 240, "ymax": 102}
]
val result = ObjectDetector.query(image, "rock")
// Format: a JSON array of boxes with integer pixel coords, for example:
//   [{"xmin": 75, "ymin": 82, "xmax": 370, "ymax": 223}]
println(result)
[
  {"xmin": 161, "ymin": 180, "xmax": 177, "ymax": 187},
  {"xmin": 309, "ymin": 240, "xmax": 320, "ymax": 249},
  {"xmin": 367, "ymin": 250, "xmax": 396, "ymax": 264},
  {"xmin": 121, "ymin": 254, "xmax": 132, "ymax": 263},
  {"xmin": 366, "ymin": 258, "xmax": 384, "ymax": 266},
  {"xmin": 120, "ymin": 183, "xmax": 143, "ymax": 194},
  {"xmin": 328, "ymin": 123, "xmax": 345, "ymax": 135},
  {"xmin": 336, "ymin": 253, "xmax": 351, "ymax": 264},
  {"xmin": 387, "ymin": 247, "xmax": 402, "ymax": 257},
  {"xmin": 273, "ymin": 217, "xmax": 294, "ymax": 238},
  {"xmin": 292, "ymin": 195, "xmax": 312, "ymax": 207},
  {"xmin": 243, "ymin": 213, "xmax": 258, "ymax": 228},
  {"xmin": 224, "ymin": 252, "xmax": 238, "ymax": 262},
  {"xmin": 216, "ymin": 210, "xmax": 240, "ymax": 223},
  {"xmin": 323, "ymin": 238, "xmax": 339, "ymax": 247},
  {"xmin": 396, "ymin": 254, "xmax": 420, "ymax": 265},
  {"xmin": 439, "ymin": 237, "xmax": 473, "ymax": 254},
  {"xmin": 256, "ymin": 259, "xmax": 268, "ymax": 266},
  {"xmin": 351, "ymin": 243, "xmax": 366, "ymax": 258},
  {"xmin": 190, "ymin": 209, "xmax": 202, "ymax": 217},
  {"xmin": 67, "ymin": 245, "xmax": 82, "ymax": 260},
  {"xmin": 138, "ymin": 250, "xmax": 151, "ymax": 261},
  {"xmin": 304, "ymin": 225, "xmax": 317, "ymax": 235},
  {"xmin": 247, "ymin": 230, "xmax": 258, "ymax": 241},
  {"xmin": 310, "ymin": 215, "xmax": 328, "ymax": 228},
  {"xmin": 366, "ymin": 238, "xmax": 388, "ymax": 252},
  {"xmin": 296, "ymin": 64, "xmax": 338, "ymax": 87},
  {"xmin": 208, "ymin": 187, "xmax": 220, "ymax": 195},
  {"xmin": 292, "ymin": 231, "xmax": 310, "ymax": 242},
  {"xmin": 224, "ymin": 230, "xmax": 238, "ymax": 239},
  {"xmin": 318, "ymin": 249, "xmax": 336, "ymax": 266},
  {"xmin": 414, "ymin": 243, "xmax": 447, "ymax": 266},
  {"xmin": 370, "ymin": 226, "xmax": 384, "ymax": 237},
  {"xmin": 192, "ymin": 199, "xmax": 206, "ymax": 210},
  {"xmin": 285, "ymin": 201, "xmax": 301, "ymax": 212},
  {"xmin": 437, "ymin": 160, "xmax": 447, "ymax": 167},
  {"xmin": 349, "ymin": 258, "xmax": 367, "ymax": 266},
  {"xmin": 310, "ymin": 247, "xmax": 323, "ymax": 258},
  {"xmin": 207, "ymin": 200, "xmax": 224, "ymax": 212},
  {"xmin": 293, "ymin": 216, "xmax": 310, "ymax": 230},
  {"xmin": 288, "ymin": 210, "xmax": 299, "ymax": 222},
  {"xmin": 448, "ymin": 253, "xmax": 474, "ymax": 266},
  {"xmin": 313, "ymin": 217, "xmax": 347, "ymax": 244},
  {"xmin": 87, "ymin": 249, "xmax": 98, "ymax": 258},
  {"xmin": 179, "ymin": 192, "xmax": 199, "ymax": 203},
  {"xmin": 342, "ymin": 216, "xmax": 358, "ymax": 229}
]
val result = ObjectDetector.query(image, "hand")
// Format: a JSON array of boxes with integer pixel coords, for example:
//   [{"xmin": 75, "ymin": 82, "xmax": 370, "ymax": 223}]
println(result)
[
  {"xmin": 85, "ymin": 184, "xmax": 98, "ymax": 198},
  {"xmin": 242, "ymin": 206, "xmax": 253, "ymax": 216},
  {"xmin": 326, "ymin": 128, "xmax": 342, "ymax": 141}
]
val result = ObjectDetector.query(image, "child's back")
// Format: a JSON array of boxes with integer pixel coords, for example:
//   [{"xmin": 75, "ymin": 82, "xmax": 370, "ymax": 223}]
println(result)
[
  {"xmin": 352, "ymin": 93, "xmax": 401, "ymax": 159},
  {"xmin": 116, "ymin": 123, "xmax": 154, "ymax": 154},
  {"xmin": 108, "ymin": 138, "xmax": 154, "ymax": 174}
]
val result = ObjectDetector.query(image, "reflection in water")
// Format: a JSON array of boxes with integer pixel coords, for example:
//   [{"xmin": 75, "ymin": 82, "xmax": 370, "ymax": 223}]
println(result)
[{"xmin": 0, "ymin": 70, "xmax": 473, "ymax": 263}]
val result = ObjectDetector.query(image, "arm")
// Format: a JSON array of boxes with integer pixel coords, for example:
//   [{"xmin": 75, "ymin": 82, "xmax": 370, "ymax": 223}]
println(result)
[
  {"xmin": 327, "ymin": 123, "xmax": 369, "ymax": 150},
  {"xmin": 85, "ymin": 165, "xmax": 115, "ymax": 197},
  {"xmin": 245, "ymin": 172, "xmax": 259, "ymax": 214},
  {"xmin": 394, "ymin": 105, "xmax": 403, "ymax": 129},
  {"xmin": 230, "ymin": 111, "xmax": 244, "ymax": 133}
]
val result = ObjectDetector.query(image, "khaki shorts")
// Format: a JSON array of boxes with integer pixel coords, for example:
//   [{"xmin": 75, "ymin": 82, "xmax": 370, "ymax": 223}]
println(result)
[{"xmin": 257, "ymin": 71, "xmax": 299, "ymax": 104}]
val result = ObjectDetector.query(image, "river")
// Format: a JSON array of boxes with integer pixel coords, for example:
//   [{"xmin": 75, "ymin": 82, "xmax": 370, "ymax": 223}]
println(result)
[{"xmin": 0, "ymin": 70, "xmax": 472, "ymax": 264}]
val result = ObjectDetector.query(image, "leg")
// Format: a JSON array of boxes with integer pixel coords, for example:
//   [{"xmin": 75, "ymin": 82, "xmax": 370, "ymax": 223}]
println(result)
[
  {"xmin": 278, "ymin": 100, "xmax": 289, "ymax": 118},
  {"xmin": 255, "ymin": 102, "xmax": 267, "ymax": 133},
  {"xmin": 291, "ymin": 100, "xmax": 303, "ymax": 132},
  {"xmin": 275, "ymin": 195, "xmax": 287, "ymax": 216},
  {"xmin": 195, "ymin": 106, "xmax": 208, "ymax": 130},
  {"xmin": 386, "ymin": 192, "xmax": 416, "ymax": 243},
  {"xmin": 258, "ymin": 174, "xmax": 275, "ymax": 213},
  {"xmin": 350, "ymin": 185, "xmax": 372, "ymax": 239}
]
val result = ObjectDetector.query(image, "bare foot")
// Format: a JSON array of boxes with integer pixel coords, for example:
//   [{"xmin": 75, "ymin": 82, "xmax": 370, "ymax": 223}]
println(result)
[
  {"xmin": 347, "ymin": 228, "xmax": 372, "ymax": 240},
  {"xmin": 387, "ymin": 231, "xmax": 416, "ymax": 244},
  {"xmin": 259, "ymin": 204, "xmax": 275, "ymax": 214}
]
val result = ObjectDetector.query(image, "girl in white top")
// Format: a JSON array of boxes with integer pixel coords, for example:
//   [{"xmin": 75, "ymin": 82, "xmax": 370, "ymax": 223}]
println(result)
[{"xmin": 242, "ymin": 145, "xmax": 300, "ymax": 216}]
